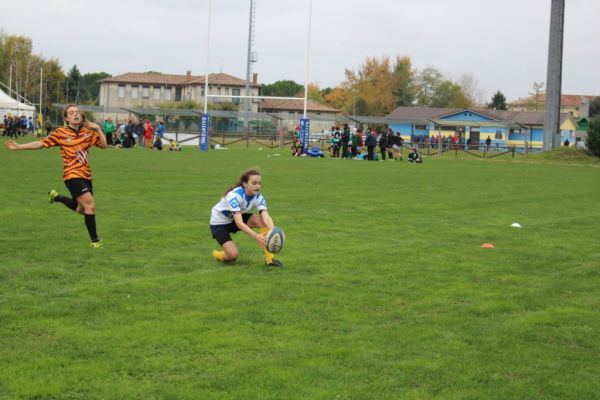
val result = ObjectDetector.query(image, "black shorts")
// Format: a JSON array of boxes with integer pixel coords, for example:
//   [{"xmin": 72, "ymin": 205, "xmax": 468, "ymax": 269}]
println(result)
[
  {"xmin": 210, "ymin": 213, "xmax": 253, "ymax": 246},
  {"xmin": 64, "ymin": 178, "xmax": 93, "ymax": 199}
]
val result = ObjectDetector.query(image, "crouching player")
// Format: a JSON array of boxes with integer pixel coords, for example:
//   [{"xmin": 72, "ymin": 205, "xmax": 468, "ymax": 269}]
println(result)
[{"xmin": 210, "ymin": 169, "xmax": 283, "ymax": 267}]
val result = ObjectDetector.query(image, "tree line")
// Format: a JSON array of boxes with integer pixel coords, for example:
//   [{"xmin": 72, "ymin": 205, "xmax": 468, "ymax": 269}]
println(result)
[
  {"xmin": 0, "ymin": 32, "xmax": 109, "ymax": 119},
  {"xmin": 3, "ymin": 31, "xmax": 599, "ymax": 120}
]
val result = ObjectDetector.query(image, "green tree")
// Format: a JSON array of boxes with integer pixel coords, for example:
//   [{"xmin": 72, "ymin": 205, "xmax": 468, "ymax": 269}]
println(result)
[
  {"xmin": 65, "ymin": 65, "xmax": 82, "ymax": 103},
  {"xmin": 79, "ymin": 72, "xmax": 111, "ymax": 104},
  {"xmin": 589, "ymin": 96, "xmax": 600, "ymax": 118},
  {"xmin": 392, "ymin": 56, "xmax": 414, "ymax": 106},
  {"xmin": 487, "ymin": 90, "xmax": 507, "ymax": 110},
  {"xmin": 261, "ymin": 80, "xmax": 304, "ymax": 97},
  {"xmin": 586, "ymin": 116, "xmax": 600, "ymax": 157},
  {"xmin": 414, "ymin": 66, "xmax": 444, "ymax": 107},
  {"xmin": 42, "ymin": 58, "xmax": 67, "ymax": 122},
  {"xmin": 430, "ymin": 80, "xmax": 471, "ymax": 108}
]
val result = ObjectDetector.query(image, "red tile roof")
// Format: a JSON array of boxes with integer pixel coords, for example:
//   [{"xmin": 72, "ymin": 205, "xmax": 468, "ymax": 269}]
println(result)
[
  {"xmin": 99, "ymin": 72, "xmax": 259, "ymax": 87},
  {"xmin": 508, "ymin": 94, "xmax": 596, "ymax": 107}
]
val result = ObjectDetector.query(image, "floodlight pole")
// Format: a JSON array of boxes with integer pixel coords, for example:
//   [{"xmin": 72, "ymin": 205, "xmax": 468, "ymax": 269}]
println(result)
[{"xmin": 543, "ymin": 0, "xmax": 565, "ymax": 151}]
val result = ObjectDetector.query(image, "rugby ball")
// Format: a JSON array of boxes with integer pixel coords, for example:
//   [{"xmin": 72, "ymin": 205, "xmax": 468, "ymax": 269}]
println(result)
[{"xmin": 265, "ymin": 227, "xmax": 285, "ymax": 254}]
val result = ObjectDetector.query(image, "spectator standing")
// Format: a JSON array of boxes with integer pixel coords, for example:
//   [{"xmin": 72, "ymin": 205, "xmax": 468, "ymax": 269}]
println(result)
[
  {"xmin": 144, "ymin": 120, "xmax": 153, "ymax": 148},
  {"xmin": 378, "ymin": 128, "xmax": 388, "ymax": 161},
  {"xmin": 365, "ymin": 128, "xmax": 377, "ymax": 160},
  {"xmin": 135, "ymin": 119, "xmax": 144, "ymax": 148},
  {"xmin": 103, "ymin": 117, "xmax": 116, "ymax": 146},
  {"xmin": 349, "ymin": 128, "xmax": 358, "ymax": 158},
  {"xmin": 340, "ymin": 124, "xmax": 350, "ymax": 159},
  {"xmin": 156, "ymin": 120, "xmax": 165, "ymax": 141},
  {"xmin": 27, "ymin": 116, "xmax": 34, "ymax": 136},
  {"xmin": 485, "ymin": 135, "xmax": 492, "ymax": 150}
]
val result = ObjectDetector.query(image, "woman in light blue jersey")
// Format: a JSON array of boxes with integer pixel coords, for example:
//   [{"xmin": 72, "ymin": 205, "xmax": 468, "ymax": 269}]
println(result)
[{"xmin": 209, "ymin": 169, "xmax": 283, "ymax": 267}]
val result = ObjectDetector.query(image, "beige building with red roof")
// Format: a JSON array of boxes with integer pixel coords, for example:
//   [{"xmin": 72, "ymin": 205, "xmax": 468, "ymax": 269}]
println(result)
[
  {"xmin": 507, "ymin": 94, "xmax": 596, "ymax": 118},
  {"xmin": 98, "ymin": 71, "xmax": 261, "ymax": 111}
]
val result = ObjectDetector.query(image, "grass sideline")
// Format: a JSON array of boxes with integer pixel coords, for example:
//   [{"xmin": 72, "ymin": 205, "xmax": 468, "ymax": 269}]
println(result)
[{"xmin": 1, "ymin": 138, "xmax": 600, "ymax": 399}]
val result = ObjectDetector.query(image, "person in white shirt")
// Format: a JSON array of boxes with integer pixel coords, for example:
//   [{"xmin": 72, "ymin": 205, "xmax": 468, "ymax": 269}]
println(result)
[{"xmin": 210, "ymin": 169, "xmax": 283, "ymax": 267}]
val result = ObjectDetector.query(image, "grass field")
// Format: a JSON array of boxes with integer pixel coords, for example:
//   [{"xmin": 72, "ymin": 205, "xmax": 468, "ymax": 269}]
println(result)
[{"xmin": 1, "ymin": 138, "xmax": 600, "ymax": 399}]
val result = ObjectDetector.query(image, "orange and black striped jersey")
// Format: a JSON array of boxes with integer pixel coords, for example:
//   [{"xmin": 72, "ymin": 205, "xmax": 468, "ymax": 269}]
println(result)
[{"xmin": 42, "ymin": 126, "xmax": 100, "ymax": 181}]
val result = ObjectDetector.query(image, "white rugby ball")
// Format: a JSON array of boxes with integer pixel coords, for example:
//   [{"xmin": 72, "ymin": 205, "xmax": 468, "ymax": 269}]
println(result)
[{"xmin": 265, "ymin": 227, "xmax": 285, "ymax": 254}]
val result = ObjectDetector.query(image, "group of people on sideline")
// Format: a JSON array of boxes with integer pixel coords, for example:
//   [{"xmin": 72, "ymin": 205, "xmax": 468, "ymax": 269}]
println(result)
[
  {"xmin": 102, "ymin": 117, "xmax": 166, "ymax": 150},
  {"xmin": 2, "ymin": 114, "xmax": 37, "ymax": 138},
  {"xmin": 290, "ymin": 124, "xmax": 424, "ymax": 163},
  {"xmin": 326, "ymin": 126, "xmax": 405, "ymax": 161}
]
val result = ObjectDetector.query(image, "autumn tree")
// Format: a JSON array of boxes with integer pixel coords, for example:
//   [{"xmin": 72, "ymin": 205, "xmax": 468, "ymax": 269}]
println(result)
[{"xmin": 343, "ymin": 55, "xmax": 407, "ymax": 115}]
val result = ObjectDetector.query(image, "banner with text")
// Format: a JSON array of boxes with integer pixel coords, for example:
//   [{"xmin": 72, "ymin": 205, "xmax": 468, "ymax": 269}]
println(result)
[
  {"xmin": 200, "ymin": 113, "xmax": 210, "ymax": 152},
  {"xmin": 300, "ymin": 118, "xmax": 310, "ymax": 155}
]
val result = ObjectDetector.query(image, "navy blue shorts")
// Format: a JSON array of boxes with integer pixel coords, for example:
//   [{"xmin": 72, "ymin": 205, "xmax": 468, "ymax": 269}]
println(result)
[{"xmin": 210, "ymin": 213, "xmax": 252, "ymax": 246}]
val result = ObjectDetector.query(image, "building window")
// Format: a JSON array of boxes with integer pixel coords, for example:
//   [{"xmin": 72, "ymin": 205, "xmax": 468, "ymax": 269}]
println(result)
[
  {"xmin": 142, "ymin": 86, "xmax": 150, "ymax": 98},
  {"xmin": 225, "ymin": 87, "xmax": 230, "ymax": 95},
  {"xmin": 495, "ymin": 130, "xmax": 503, "ymax": 139},
  {"xmin": 510, "ymin": 128, "xmax": 522, "ymax": 134},
  {"xmin": 118, "ymin": 85, "xmax": 125, "ymax": 98},
  {"xmin": 201, "ymin": 87, "xmax": 205, "ymax": 96},
  {"xmin": 415, "ymin": 124, "xmax": 427, "ymax": 131},
  {"xmin": 164, "ymin": 87, "xmax": 172, "ymax": 101},
  {"xmin": 175, "ymin": 87, "xmax": 182, "ymax": 102},
  {"xmin": 232, "ymin": 88, "xmax": 240, "ymax": 104},
  {"xmin": 217, "ymin": 87, "xmax": 222, "ymax": 95},
  {"xmin": 153, "ymin": 86, "xmax": 161, "ymax": 100}
]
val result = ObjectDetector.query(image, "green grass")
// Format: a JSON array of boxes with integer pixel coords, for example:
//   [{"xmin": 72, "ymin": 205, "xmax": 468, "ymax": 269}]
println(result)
[{"xmin": 1, "ymin": 138, "xmax": 600, "ymax": 399}]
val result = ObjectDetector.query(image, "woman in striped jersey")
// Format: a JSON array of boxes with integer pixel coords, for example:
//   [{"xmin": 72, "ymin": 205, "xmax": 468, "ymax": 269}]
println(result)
[{"xmin": 5, "ymin": 104, "xmax": 108, "ymax": 248}]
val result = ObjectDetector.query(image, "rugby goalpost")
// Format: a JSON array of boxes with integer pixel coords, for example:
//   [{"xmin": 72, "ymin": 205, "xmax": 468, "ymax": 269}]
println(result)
[{"xmin": 200, "ymin": 0, "xmax": 313, "ymax": 152}]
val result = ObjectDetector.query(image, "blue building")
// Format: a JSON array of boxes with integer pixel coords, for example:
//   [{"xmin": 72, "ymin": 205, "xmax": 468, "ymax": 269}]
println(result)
[{"xmin": 386, "ymin": 107, "xmax": 578, "ymax": 149}]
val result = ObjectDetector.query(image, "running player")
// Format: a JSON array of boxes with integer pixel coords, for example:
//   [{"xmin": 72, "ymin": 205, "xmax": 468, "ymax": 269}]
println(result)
[
  {"xmin": 210, "ymin": 169, "xmax": 283, "ymax": 267},
  {"xmin": 4, "ymin": 104, "xmax": 108, "ymax": 248}
]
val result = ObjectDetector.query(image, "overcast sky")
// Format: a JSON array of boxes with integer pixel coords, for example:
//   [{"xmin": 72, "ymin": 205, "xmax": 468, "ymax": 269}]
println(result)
[{"xmin": 2, "ymin": 0, "xmax": 599, "ymax": 102}]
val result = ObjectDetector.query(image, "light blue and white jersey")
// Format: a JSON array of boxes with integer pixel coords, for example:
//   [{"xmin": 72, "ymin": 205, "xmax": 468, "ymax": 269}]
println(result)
[{"xmin": 210, "ymin": 186, "xmax": 267, "ymax": 225}]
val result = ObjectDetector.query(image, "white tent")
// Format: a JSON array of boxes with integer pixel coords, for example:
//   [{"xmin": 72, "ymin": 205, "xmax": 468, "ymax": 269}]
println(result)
[{"xmin": 0, "ymin": 88, "xmax": 35, "ymax": 119}]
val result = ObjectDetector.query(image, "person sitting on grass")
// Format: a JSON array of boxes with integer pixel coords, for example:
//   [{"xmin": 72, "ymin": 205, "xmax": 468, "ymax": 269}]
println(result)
[
  {"xmin": 153, "ymin": 136, "xmax": 163, "ymax": 150},
  {"xmin": 168, "ymin": 139, "xmax": 181, "ymax": 152},
  {"xmin": 408, "ymin": 147, "xmax": 423, "ymax": 163}
]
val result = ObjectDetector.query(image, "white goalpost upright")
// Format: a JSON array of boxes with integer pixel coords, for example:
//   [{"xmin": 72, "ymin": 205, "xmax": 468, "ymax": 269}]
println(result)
[{"xmin": 200, "ymin": 0, "xmax": 313, "ymax": 152}]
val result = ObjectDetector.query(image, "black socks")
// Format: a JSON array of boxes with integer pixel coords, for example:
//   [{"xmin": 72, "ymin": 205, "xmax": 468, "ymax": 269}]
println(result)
[
  {"xmin": 55, "ymin": 194, "xmax": 77, "ymax": 211},
  {"xmin": 84, "ymin": 214, "xmax": 99, "ymax": 242}
]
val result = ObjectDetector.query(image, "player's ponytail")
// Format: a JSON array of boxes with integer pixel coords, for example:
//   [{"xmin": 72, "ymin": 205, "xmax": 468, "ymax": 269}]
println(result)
[{"xmin": 224, "ymin": 168, "xmax": 261, "ymax": 195}]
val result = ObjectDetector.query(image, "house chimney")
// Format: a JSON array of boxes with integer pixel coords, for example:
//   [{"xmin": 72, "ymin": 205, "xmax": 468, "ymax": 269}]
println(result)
[
  {"xmin": 186, "ymin": 70, "xmax": 192, "ymax": 81},
  {"xmin": 252, "ymin": 73, "xmax": 258, "ymax": 85}
]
